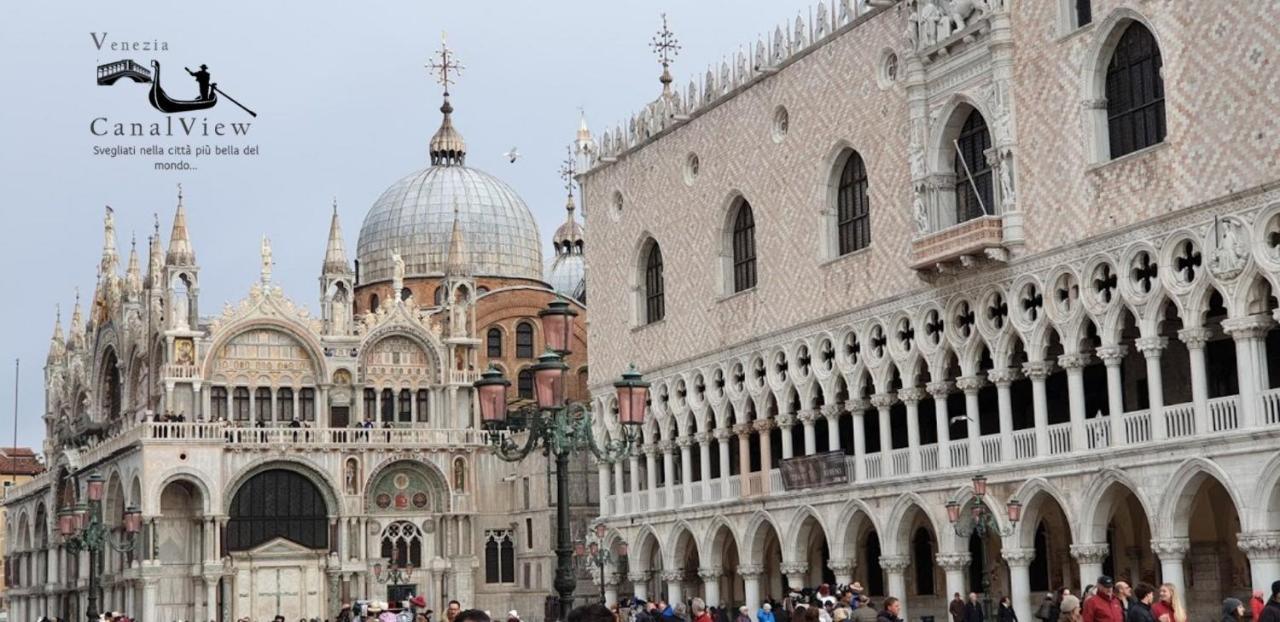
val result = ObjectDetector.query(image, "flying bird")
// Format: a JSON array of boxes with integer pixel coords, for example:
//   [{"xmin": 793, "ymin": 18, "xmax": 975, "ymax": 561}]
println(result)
[
  {"xmin": 949, "ymin": 414, "xmax": 973, "ymax": 425},
  {"xmin": 503, "ymin": 147, "xmax": 521, "ymax": 163}
]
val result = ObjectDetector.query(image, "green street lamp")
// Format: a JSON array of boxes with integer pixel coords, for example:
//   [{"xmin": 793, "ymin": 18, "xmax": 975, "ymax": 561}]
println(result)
[
  {"xmin": 58, "ymin": 471, "xmax": 142, "ymax": 622},
  {"xmin": 475, "ymin": 301, "xmax": 645, "ymax": 622}
]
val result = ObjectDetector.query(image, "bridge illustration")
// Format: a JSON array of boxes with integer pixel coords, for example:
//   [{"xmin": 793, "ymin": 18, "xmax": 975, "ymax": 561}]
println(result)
[{"xmin": 97, "ymin": 59, "xmax": 152, "ymax": 86}]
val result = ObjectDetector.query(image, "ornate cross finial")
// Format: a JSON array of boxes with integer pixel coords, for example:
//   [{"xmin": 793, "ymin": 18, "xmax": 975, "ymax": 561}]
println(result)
[
  {"xmin": 426, "ymin": 31, "xmax": 465, "ymax": 94},
  {"xmin": 558, "ymin": 146, "xmax": 577, "ymax": 195},
  {"xmin": 650, "ymin": 13, "xmax": 681, "ymax": 90},
  {"xmin": 176, "ymin": 182, "xmax": 183, "ymax": 205}
]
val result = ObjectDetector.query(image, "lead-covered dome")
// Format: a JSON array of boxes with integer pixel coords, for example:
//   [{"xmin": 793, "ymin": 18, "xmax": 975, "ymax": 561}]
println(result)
[{"xmin": 357, "ymin": 166, "xmax": 544, "ymax": 283}]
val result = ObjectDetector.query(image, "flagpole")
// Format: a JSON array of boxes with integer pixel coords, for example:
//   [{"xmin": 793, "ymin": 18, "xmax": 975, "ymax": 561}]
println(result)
[
  {"xmin": 953, "ymin": 138, "xmax": 990, "ymax": 217},
  {"xmin": 11, "ymin": 358, "xmax": 18, "ymax": 488}
]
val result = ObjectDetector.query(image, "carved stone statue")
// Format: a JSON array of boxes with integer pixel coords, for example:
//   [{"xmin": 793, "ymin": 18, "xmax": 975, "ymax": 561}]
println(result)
[
  {"xmin": 719, "ymin": 61, "xmax": 731, "ymax": 92},
  {"xmin": 392, "ymin": 251, "xmax": 405, "ymax": 297},
  {"xmin": 260, "ymin": 235, "xmax": 273, "ymax": 283},
  {"xmin": 840, "ymin": 0, "xmax": 857, "ymax": 24},
  {"xmin": 816, "ymin": 3, "xmax": 829, "ymax": 38},
  {"xmin": 919, "ymin": 1, "xmax": 941, "ymax": 47},
  {"xmin": 998, "ymin": 150, "xmax": 1016, "ymax": 211},
  {"xmin": 736, "ymin": 48, "xmax": 748, "ymax": 84},
  {"xmin": 773, "ymin": 26, "xmax": 786, "ymax": 63},
  {"xmin": 754, "ymin": 36, "xmax": 768, "ymax": 70},
  {"xmin": 1209, "ymin": 217, "xmax": 1249, "ymax": 280},
  {"xmin": 913, "ymin": 183, "xmax": 930, "ymax": 234},
  {"xmin": 949, "ymin": 0, "xmax": 987, "ymax": 32},
  {"xmin": 794, "ymin": 15, "xmax": 807, "ymax": 49}
]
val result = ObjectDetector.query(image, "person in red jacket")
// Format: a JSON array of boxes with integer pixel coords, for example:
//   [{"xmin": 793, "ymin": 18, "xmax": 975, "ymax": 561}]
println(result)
[
  {"xmin": 1252, "ymin": 590, "xmax": 1266, "ymax": 622},
  {"xmin": 1083, "ymin": 576, "xmax": 1124, "ymax": 622}
]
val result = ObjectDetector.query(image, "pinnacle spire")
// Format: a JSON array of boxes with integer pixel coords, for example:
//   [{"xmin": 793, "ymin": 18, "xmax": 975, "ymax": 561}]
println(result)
[
  {"xmin": 147, "ymin": 213, "xmax": 164, "ymax": 289},
  {"xmin": 100, "ymin": 206, "xmax": 119, "ymax": 276},
  {"xmin": 48, "ymin": 305, "xmax": 64, "ymax": 362},
  {"xmin": 125, "ymin": 233, "xmax": 142, "ymax": 296},
  {"xmin": 323, "ymin": 199, "xmax": 351, "ymax": 274},
  {"xmin": 427, "ymin": 33, "xmax": 467, "ymax": 166},
  {"xmin": 446, "ymin": 201, "xmax": 469, "ymax": 276},
  {"xmin": 166, "ymin": 184, "xmax": 196, "ymax": 266}
]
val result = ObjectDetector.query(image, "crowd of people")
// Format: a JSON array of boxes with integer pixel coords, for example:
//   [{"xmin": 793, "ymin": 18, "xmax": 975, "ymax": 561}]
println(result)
[{"xmin": 604, "ymin": 574, "xmax": 1280, "ymax": 622}]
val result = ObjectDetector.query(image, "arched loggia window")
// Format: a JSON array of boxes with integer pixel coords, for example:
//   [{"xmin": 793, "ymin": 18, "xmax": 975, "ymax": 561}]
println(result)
[
  {"xmin": 1106, "ymin": 22, "xmax": 1165, "ymax": 158},
  {"xmin": 954, "ymin": 110, "xmax": 993, "ymax": 224}
]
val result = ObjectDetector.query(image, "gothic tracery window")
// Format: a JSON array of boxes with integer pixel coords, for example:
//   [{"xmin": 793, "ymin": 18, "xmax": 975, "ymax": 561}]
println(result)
[
  {"xmin": 837, "ymin": 151, "xmax": 871, "ymax": 255},
  {"xmin": 1106, "ymin": 22, "xmax": 1165, "ymax": 159},
  {"xmin": 954, "ymin": 110, "xmax": 993, "ymax": 224},
  {"xmin": 731, "ymin": 201, "xmax": 757, "ymax": 292},
  {"xmin": 644, "ymin": 241, "xmax": 665, "ymax": 323},
  {"xmin": 380, "ymin": 521, "xmax": 423, "ymax": 568},
  {"xmin": 484, "ymin": 529, "xmax": 515, "ymax": 584}
]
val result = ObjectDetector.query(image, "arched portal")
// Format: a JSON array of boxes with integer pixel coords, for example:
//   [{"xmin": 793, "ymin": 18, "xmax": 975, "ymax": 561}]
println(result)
[
  {"xmin": 1167, "ymin": 469, "xmax": 1246, "ymax": 620},
  {"xmin": 793, "ymin": 512, "xmax": 833, "ymax": 587},
  {"xmin": 157, "ymin": 479, "xmax": 204, "ymax": 622},
  {"xmin": 707, "ymin": 523, "xmax": 743, "ymax": 608},
  {"xmin": 227, "ymin": 469, "xmax": 328, "ymax": 551},
  {"xmin": 1082, "ymin": 476, "xmax": 1155, "ymax": 587}
]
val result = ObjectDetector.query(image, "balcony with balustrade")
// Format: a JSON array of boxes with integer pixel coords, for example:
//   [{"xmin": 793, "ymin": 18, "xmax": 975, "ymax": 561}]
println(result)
[{"xmin": 597, "ymin": 380, "xmax": 1280, "ymax": 521}]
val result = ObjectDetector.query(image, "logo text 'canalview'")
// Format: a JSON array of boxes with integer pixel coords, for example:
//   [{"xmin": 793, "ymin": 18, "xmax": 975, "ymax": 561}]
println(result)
[{"xmin": 90, "ymin": 116, "xmax": 251, "ymax": 137}]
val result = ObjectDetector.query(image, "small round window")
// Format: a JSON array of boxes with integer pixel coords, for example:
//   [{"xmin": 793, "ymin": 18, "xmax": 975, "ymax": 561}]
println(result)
[
  {"xmin": 772, "ymin": 106, "xmax": 790, "ymax": 143},
  {"xmin": 683, "ymin": 153, "xmax": 700, "ymax": 185},
  {"xmin": 609, "ymin": 190, "xmax": 624, "ymax": 222},
  {"xmin": 878, "ymin": 50, "xmax": 900, "ymax": 89}
]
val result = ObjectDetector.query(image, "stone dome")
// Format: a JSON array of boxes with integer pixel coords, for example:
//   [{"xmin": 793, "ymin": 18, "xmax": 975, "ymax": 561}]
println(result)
[
  {"xmin": 546, "ymin": 194, "xmax": 585, "ymax": 300},
  {"xmin": 357, "ymin": 166, "xmax": 544, "ymax": 284}
]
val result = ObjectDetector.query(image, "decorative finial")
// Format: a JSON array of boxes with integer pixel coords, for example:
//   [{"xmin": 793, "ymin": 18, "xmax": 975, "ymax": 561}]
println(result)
[
  {"xmin": 260, "ymin": 235, "xmax": 273, "ymax": 283},
  {"xmin": 153, "ymin": 212, "xmax": 160, "ymax": 236},
  {"xmin": 332, "ymin": 196, "xmax": 338, "ymax": 215},
  {"xmin": 558, "ymin": 146, "xmax": 577, "ymax": 196},
  {"xmin": 651, "ymin": 13, "xmax": 681, "ymax": 93},
  {"xmin": 426, "ymin": 33, "xmax": 468, "ymax": 166},
  {"xmin": 177, "ymin": 183, "xmax": 183, "ymax": 205}
]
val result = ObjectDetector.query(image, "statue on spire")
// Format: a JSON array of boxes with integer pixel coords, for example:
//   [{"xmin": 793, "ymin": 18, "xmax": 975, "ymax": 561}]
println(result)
[
  {"xmin": 260, "ymin": 235, "xmax": 273, "ymax": 283},
  {"xmin": 391, "ymin": 250, "xmax": 406, "ymax": 298}
]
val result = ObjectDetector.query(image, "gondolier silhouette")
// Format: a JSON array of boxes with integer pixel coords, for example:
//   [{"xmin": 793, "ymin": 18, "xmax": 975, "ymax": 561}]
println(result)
[{"xmin": 185, "ymin": 64, "xmax": 212, "ymax": 100}]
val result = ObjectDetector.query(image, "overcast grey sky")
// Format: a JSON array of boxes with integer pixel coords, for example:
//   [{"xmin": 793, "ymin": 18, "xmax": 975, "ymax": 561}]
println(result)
[{"xmin": 0, "ymin": 0, "xmax": 815, "ymax": 449}]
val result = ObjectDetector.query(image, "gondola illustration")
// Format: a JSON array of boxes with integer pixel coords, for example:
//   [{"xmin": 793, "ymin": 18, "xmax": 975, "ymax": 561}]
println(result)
[{"xmin": 148, "ymin": 60, "xmax": 218, "ymax": 113}]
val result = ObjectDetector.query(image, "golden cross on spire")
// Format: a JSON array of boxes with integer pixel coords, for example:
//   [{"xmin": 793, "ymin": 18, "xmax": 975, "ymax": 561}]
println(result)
[{"xmin": 426, "ymin": 32, "xmax": 465, "ymax": 93}]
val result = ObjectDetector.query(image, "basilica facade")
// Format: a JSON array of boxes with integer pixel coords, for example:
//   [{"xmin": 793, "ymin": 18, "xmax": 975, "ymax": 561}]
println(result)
[
  {"xmin": 581, "ymin": 2, "xmax": 1280, "ymax": 622},
  {"xmin": 2, "ymin": 68, "xmax": 593, "ymax": 620}
]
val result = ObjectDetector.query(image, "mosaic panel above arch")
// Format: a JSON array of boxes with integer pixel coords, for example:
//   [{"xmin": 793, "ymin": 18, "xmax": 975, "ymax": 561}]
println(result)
[
  {"xmin": 363, "ymin": 335, "xmax": 436, "ymax": 387},
  {"xmin": 208, "ymin": 327, "xmax": 318, "ymax": 385},
  {"xmin": 366, "ymin": 460, "xmax": 447, "ymax": 514}
]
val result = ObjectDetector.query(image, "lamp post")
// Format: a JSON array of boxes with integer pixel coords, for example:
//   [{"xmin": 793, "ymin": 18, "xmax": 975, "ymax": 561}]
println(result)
[
  {"xmin": 475, "ymin": 299, "xmax": 646, "ymax": 622},
  {"xmin": 58, "ymin": 471, "xmax": 142, "ymax": 622},
  {"xmin": 575, "ymin": 523, "xmax": 627, "ymax": 605},
  {"xmin": 945, "ymin": 475, "xmax": 1021, "ymax": 619}
]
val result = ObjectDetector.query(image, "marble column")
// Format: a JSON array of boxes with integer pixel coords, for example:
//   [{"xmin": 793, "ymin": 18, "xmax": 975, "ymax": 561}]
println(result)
[
  {"xmin": 899, "ymin": 388, "xmax": 924, "ymax": 472},
  {"xmin": 1058, "ymin": 353, "xmax": 1089, "ymax": 451},
  {"xmin": 1022, "ymin": 361, "xmax": 1051, "ymax": 456},
  {"xmin": 780, "ymin": 561, "xmax": 809, "ymax": 591},
  {"xmin": 678, "ymin": 436, "xmax": 694, "ymax": 488},
  {"xmin": 778, "ymin": 412, "xmax": 796, "ymax": 459},
  {"xmin": 1071, "ymin": 543, "xmax": 1110, "ymax": 589},
  {"xmin": 928, "ymin": 382, "xmax": 954, "ymax": 469},
  {"xmin": 1150, "ymin": 538, "xmax": 1190, "ymax": 592},
  {"xmin": 630, "ymin": 571, "xmax": 650, "ymax": 601},
  {"xmin": 753, "ymin": 419, "xmax": 774, "ymax": 490},
  {"xmin": 598, "ymin": 461, "xmax": 611, "ymax": 515},
  {"xmin": 664, "ymin": 569, "xmax": 684, "ymax": 605},
  {"xmin": 880, "ymin": 555, "xmax": 911, "ymax": 622},
  {"xmin": 700, "ymin": 566, "xmax": 724, "ymax": 608},
  {"xmin": 734, "ymin": 423, "xmax": 752, "ymax": 491},
  {"xmin": 644, "ymin": 443, "xmax": 660, "ymax": 508},
  {"xmin": 696, "ymin": 432, "xmax": 713, "ymax": 499},
  {"xmin": 740, "ymin": 563, "xmax": 764, "ymax": 622},
  {"xmin": 1224, "ymin": 315, "xmax": 1273, "ymax": 429},
  {"xmin": 957, "ymin": 375, "xmax": 984, "ymax": 464},
  {"xmin": 629, "ymin": 452, "xmax": 642, "ymax": 496},
  {"xmin": 829, "ymin": 559, "xmax": 855, "ymax": 586},
  {"xmin": 846, "ymin": 399, "xmax": 869, "ymax": 480},
  {"xmin": 1096, "ymin": 346, "xmax": 1127, "ymax": 446},
  {"xmin": 799, "ymin": 409, "xmax": 818, "ymax": 456},
  {"xmin": 822, "ymin": 404, "xmax": 843, "ymax": 452},
  {"xmin": 937, "ymin": 553, "xmax": 972, "ymax": 602},
  {"xmin": 1136, "ymin": 337, "xmax": 1168, "ymax": 439},
  {"xmin": 660, "ymin": 440, "xmax": 677, "ymax": 503},
  {"xmin": 1004, "ymin": 548, "xmax": 1036, "ymax": 622},
  {"xmin": 613, "ymin": 460, "xmax": 626, "ymax": 505},
  {"xmin": 988, "ymin": 369, "xmax": 1016, "ymax": 461},
  {"xmin": 1238, "ymin": 532, "xmax": 1280, "ymax": 598},
  {"xmin": 142, "ymin": 575, "xmax": 159, "ymax": 622},
  {"xmin": 871, "ymin": 393, "xmax": 895, "ymax": 472},
  {"xmin": 1178, "ymin": 328, "xmax": 1211, "ymax": 433},
  {"xmin": 715, "ymin": 428, "xmax": 733, "ymax": 495}
]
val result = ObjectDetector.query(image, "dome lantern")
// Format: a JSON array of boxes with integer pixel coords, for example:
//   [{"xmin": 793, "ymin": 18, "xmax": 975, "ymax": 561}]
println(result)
[{"xmin": 427, "ymin": 33, "xmax": 467, "ymax": 167}]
